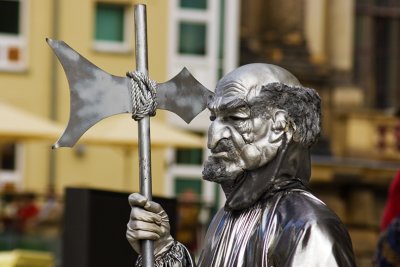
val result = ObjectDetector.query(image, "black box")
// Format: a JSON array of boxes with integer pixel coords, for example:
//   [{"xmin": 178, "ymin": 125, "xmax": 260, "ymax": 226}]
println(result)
[{"xmin": 62, "ymin": 187, "xmax": 177, "ymax": 267}]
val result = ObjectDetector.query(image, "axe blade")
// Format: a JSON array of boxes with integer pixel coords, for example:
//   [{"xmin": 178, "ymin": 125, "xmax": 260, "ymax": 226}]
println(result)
[
  {"xmin": 47, "ymin": 39, "xmax": 214, "ymax": 148},
  {"xmin": 47, "ymin": 39, "xmax": 132, "ymax": 148},
  {"xmin": 157, "ymin": 68, "xmax": 214, "ymax": 124}
]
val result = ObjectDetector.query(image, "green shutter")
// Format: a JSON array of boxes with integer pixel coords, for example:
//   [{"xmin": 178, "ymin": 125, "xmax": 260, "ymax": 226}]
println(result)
[
  {"xmin": 179, "ymin": 22, "xmax": 207, "ymax": 55},
  {"xmin": 95, "ymin": 4, "xmax": 124, "ymax": 42},
  {"xmin": 175, "ymin": 148, "xmax": 203, "ymax": 165},
  {"xmin": 180, "ymin": 0, "xmax": 207, "ymax": 9}
]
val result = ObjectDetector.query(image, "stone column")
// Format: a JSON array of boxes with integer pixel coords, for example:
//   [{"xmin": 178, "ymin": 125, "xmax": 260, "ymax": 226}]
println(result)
[{"xmin": 262, "ymin": 0, "xmax": 305, "ymax": 46}]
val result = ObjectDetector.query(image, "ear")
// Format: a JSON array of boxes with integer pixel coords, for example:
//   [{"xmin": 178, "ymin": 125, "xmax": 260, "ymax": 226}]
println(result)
[{"xmin": 269, "ymin": 109, "xmax": 293, "ymax": 143}]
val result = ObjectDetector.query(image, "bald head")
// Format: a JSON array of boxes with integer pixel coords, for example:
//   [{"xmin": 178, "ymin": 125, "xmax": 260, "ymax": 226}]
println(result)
[
  {"xmin": 218, "ymin": 63, "xmax": 301, "ymax": 89},
  {"xmin": 209, "ymin": 64, "xmax": 301, "ymax": 111}
]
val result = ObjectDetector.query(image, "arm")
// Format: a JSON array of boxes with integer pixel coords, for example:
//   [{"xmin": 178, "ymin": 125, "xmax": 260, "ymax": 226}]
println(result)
[{"xmin": 126, "ymin": 193, "xmax": 195, "ymax": 267}]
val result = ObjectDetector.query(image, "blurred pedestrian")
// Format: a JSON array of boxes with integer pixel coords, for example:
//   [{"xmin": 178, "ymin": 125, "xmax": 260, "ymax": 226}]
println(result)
[
  {"xmin": 16, "ymin": 192, "xmax": 39, "ymax": 234},
  {"xmin": 381, "ymin": 171, "xmax": 400, "ymax": 231},
  {"xmin": 375, "ymin": 170, "xmax": 400, "ymax": 267}
]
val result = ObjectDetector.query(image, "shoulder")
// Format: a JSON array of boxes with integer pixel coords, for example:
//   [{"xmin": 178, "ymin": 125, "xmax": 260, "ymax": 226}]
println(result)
[
  {"xmin": 273, "ymin": 189, "xmax": 342, "ymax": 226},
  {"xmin": 259, "ymin": 189, "xmax": 347, "ymax": 242},
  {"xmin": 265, "ymin": 189, "xmax": 355, "ymax": 267},
  {"xmin": 264, "ymin": 189, "xmax": 352, "ymax": 246}
]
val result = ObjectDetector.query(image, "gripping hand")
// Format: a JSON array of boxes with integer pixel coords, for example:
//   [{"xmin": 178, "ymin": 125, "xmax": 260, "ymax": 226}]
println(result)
[{"xmin": 126, "ymin": 193, "xmax": 174, "ymax": 257}]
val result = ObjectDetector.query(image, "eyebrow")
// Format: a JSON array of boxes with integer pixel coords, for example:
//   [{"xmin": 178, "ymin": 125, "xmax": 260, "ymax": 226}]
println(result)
[{"xmin": 208, "ymin": 97, "xmax": 248, "ymax": 112}]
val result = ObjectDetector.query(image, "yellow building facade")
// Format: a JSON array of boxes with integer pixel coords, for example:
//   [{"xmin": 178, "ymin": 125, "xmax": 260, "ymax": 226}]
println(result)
[{"xmin": 0, "ymin": 0, "xmax": 172, "ymax": 196}]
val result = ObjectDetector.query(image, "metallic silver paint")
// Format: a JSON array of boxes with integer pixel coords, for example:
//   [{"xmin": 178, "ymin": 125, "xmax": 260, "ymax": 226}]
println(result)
[
  {"xmin": 46, "ymin": 41, "xmax": 213, "ymax": 148},
  {"xmin": 129, "ymin": 63, "xmax": 354, "ymax": 267},
  {"xmin": 47, "ymin": 38, "xmax": 131, "ymax": 148},
  {"xmin": 197, "ymin": 189, "xmax": 355, "ymax": 267},
  {"xmin": 134, "ymin": 5, "xmax": 154, "ymax": 267}
]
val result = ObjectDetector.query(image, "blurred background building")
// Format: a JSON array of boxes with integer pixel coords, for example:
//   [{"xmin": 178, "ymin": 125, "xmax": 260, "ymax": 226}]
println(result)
[
  {"xmin": 240, "ymin": 1, "xmax": 400, "ymax": 266},
  {"xmin": 0, "ymin": 0, "xmax": 399, "ymax": 266}
]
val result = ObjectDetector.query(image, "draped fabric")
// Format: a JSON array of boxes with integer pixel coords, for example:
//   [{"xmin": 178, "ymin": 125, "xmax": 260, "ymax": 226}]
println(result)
[
  {"xmin": 196, "ymin": 139, "xmax": 354, "ymax": 266},
  {"xmin": 140, "ymin": 141, "xmax": 355, "ymax": 267},
  {"xmin": 197, "ymin": 189, "xmax": 355, "ymax": 267}
]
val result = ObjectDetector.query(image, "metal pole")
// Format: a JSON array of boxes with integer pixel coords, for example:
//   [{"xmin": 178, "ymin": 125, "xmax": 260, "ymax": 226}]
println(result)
[
  {"xmin": 135, "ymin": 4, "xmax": 154, "ymax": 267},
  {"xmin": 48, "ymin": 0, "xmax": 60, "ymax": 193}
]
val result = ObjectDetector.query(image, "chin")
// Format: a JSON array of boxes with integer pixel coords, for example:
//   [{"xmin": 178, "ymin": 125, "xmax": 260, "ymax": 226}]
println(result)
[{"xmin": 202, "ymin": 156, "xmax": 242, "ymax": 184}]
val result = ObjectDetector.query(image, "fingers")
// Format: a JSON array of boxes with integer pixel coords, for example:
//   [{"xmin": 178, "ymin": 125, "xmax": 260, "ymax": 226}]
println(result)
[
  {"xmin": 145, "ymin": 200, "xmax": 164, "ymax": 214},
  {"xmin": 126, "ymin": 223, "xmax": 161, "ymax": 251},
  {"xmin": 128, "ymin": 193, "xmax": 166, "ymax": 214},
  {"xmin": 128, "ymin": 193, "xmax": 148, "ymax": 208},
  {"xmin": 128, "ymin": 220, "xmax": 165, "ymax": 237},
  {"xmin": 126, "ymin": 228, "xmax": 160, "ymax": 255},
  {"xmin": 126, "ymin": 195, "xmax": 173, "ymax": 257},
  {"xmin": 127, "ymin": 193, "xmax": 170, "ymax": 239},
  {"xmin": 130, "ymin": 206, "xmax": 162, "ymax": 224}
]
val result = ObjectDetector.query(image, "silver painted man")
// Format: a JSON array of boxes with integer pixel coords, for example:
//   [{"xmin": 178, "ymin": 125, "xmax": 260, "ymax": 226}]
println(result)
[{"xmin": 126, "ymin": 64, "xmax": 356, "ymax": 267}]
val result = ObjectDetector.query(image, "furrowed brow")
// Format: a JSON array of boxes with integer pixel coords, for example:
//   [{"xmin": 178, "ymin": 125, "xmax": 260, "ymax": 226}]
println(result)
[{"xmin": 208, "ymin": 97, "xmax": 248, "ymax": 112}]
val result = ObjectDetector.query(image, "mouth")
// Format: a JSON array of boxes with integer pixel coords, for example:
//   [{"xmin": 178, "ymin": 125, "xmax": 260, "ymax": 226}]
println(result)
[
  {"xmin": 210, "ymin": 139, "xmax": 236, "ymax": 160},
  {"xmin": 211, "ymin": 151, "xmax": 229, "ymax": 159}
]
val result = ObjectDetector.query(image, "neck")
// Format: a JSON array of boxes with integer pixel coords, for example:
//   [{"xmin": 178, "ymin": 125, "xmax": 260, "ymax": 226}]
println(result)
[
  {"xmin": 223, "ymin": 140, "xmax": 311, "ymax": 211},
  {"xmin": 221, "ymin": 182, "xmax": 234, "ymax": 199}
]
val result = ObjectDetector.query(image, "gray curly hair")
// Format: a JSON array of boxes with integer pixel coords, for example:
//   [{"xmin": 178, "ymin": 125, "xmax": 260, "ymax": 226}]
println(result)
[{"xmin": 250, "ymin": 82, "xmax": 321, "ymax": 147}]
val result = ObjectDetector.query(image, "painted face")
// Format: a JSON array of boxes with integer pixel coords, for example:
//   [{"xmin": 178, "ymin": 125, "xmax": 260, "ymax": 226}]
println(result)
[
  {"xmin": 202, "ymin": 84, "xmax": 282, "ymax": 184},
  {"xmin": 202, "ymin": 64, "xmax": 301, "ymax": 184}
]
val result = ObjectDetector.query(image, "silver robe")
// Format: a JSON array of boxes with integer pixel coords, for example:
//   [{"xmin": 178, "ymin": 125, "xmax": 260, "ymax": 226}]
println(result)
[
  {"xmin": 145, "ymin": 142, "xmax": 355, "ymax": 267},
  {"xmin": 197, "ymin": 142, "xmax": 354, "ymax": 266},
  {"xmin": 197, "ymin": 188, "xmax": 355, "ymax": 267}
]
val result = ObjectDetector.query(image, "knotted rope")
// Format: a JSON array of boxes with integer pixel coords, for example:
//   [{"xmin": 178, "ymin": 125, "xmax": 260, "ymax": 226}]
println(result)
[{"xmin": 126, "ymin": 71, "xmax": 157, "ymax": 121}]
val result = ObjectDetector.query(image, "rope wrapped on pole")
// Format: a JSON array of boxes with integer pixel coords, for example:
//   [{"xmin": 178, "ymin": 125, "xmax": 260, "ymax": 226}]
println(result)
[{"xmin": 127, "ymin": 71, "xmax": 157, "ymax": 121}]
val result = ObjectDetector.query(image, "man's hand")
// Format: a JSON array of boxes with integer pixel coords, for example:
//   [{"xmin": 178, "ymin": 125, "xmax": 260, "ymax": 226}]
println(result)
[{"xmin": 126, "ymin": 193, "xmax": 174, "ymax": 257}]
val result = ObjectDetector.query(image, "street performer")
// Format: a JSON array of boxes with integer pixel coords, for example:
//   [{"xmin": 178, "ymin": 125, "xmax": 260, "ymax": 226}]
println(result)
[{"xmin": 126, "ymin": 63, "xmax": 355, "ymax": 267}]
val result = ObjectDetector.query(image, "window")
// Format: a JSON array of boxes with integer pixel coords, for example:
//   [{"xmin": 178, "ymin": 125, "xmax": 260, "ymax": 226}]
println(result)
[
  {"xmin": 0, "ymin": 143, "xmax": 16, "ymax": 171},
  {"xmin": 179, "ymin": 22, "xmax": 207, "ymax": 55},
  {"xmin": 0, "ymin": 143, "xmax": 22, "ymax": 189},
  {"xmin": 354, "ymin": 0, "xmax": 400, "ymax": 109},
  {"xmin": 175, "ymin": 148, "xmax": 203, "ymax": 165},
  {"xmin": 0, "ymin": 0, "xmax": 27, "ymax": 71},
  {"xmin": 180, "ymin": 0, "xmax": 207, "ymax": 10},
  {"xmin": 95, "ymin": 4, "xmax": 124, "ymax": 42},
  {"xmin": 93, "ymin": 3, "xmax": 132, "ymax": 52},
  {"xmin": 0, "ymin": 0, "xmax": 20, "ymax": 35}
]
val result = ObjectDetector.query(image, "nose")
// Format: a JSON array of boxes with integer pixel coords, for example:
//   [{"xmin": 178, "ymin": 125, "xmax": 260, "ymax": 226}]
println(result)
[{"xmin": 208, "ymin": 119, "xmax": 231, "ymax": 149}]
